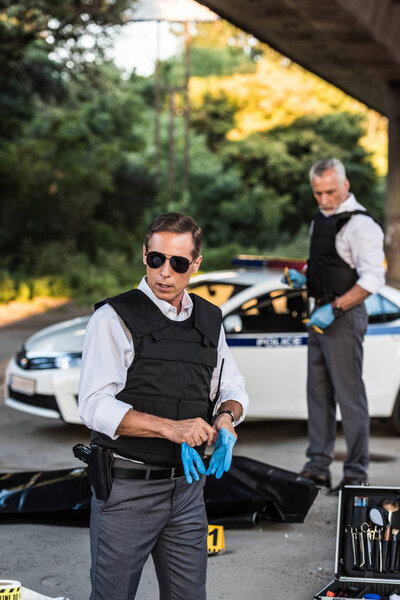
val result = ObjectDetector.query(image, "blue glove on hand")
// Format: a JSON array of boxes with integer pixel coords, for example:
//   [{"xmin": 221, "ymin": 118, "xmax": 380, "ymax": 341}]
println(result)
[
  {"xmin": 281, "ymin": 268, "xmax": 307, "ymax": 289},
  {"xmin": 307, "ymin": 303, "xmax": 335, "ymax": 331},
  {"xmin": 206, "ymin": 428, "xmax": 236, "ymax": 479},
  {"xmin": 181, "ymin": 443, "xmax": 206, "ymax": 484}
]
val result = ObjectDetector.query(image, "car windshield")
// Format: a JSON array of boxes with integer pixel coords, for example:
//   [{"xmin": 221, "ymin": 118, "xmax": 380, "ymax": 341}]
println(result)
[
  {"xmin": 230, "ymin": 289, "xmax": 308, "ymax": 333},
  {"xmin": 187, "ymin": 281, "xmax": 248, "ymax": 306},
  {"xmin": 365, "ymin": 294, "xmax": 400, "ymax": 323}
]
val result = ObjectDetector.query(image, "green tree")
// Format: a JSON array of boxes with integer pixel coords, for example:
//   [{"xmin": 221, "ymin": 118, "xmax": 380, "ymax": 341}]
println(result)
[
  {"xmin": 191, "ymin": 91, "xmax": 241, "ymax": 150},
  {"xmin": 221, "ymin": 112, "xmax": 383, "ymax": 239},
  {"xmin": 0, "ymin": 61, "xmax": 154, "ymax": 271},
  {"xmin": 0, "ymin": 0, "xmax": 134, "ymax": 140}
]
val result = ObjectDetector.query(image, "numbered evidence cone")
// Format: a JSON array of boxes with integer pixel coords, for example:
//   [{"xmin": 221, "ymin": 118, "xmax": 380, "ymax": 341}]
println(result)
[
  {"xmin": 0, "ymin": 580, "xmax": 21, "ymax": 600},
  {"xmin": 207, "ymin": 524, "xmax": 225, "ymax": 555}
]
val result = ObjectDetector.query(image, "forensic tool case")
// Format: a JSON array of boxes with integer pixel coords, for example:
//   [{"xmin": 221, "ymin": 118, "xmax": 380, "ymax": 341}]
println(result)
[{"xmin": 315, "ymin": 485, "xmax": 400, "ymax": 600}]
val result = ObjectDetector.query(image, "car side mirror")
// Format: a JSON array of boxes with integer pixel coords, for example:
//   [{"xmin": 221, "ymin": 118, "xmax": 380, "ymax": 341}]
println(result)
[{"xmin": 223, "ymin": 315, "xmax": 243, "ymax": 333}]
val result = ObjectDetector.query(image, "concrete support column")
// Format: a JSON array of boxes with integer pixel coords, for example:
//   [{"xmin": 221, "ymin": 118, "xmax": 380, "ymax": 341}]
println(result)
[{"xmin": 386, "ymin": 82, "xmax": 400, "ymax": 288}]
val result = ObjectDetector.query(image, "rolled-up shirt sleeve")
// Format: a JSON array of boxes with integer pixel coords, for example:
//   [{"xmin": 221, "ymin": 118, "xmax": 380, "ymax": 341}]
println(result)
[
  {"xmin": 351, "ymin": 217, "xmax": 386, "ymax": 294},
  {"xmin": 210, "ymin": 325, "xmax": 249, "ymax": 424},
  {"xmin": 78, "ymin": 305, "xmax": 133, "ymax": 439}
]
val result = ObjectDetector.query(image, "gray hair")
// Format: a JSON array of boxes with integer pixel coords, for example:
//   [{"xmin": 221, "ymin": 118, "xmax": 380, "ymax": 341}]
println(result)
[{"xmin": 309, "ymin": 158, "xmax": 347, "ymax": 184}]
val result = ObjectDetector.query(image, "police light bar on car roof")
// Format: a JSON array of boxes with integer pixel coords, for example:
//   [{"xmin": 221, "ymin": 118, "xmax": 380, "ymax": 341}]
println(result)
[{"xmin": 232, "ymin": 255, "xmax": 307, "ymax": 270}]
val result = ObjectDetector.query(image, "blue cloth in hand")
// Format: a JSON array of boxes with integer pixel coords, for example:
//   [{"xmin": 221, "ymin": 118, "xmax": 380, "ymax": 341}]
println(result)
[
  {"xmin": 307, "ymin": 303, "xmax": 335, "ymax": 331},
  {"xmin": 206, "ymin": 428, "xmax": 236, "ymax": 479},
  {"xmin": 281, "ymin": 268, "xmax": 307, "ymax": 289},
  {"xmin": 181, "ymin": 443, "xmax": 206, "ymax": 484}
]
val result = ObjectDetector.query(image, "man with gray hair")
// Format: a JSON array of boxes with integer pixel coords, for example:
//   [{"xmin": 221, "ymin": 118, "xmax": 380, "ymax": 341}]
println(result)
[{"xmin": 282, "ymin": 158, "xmax": 385, "ymax": 490}]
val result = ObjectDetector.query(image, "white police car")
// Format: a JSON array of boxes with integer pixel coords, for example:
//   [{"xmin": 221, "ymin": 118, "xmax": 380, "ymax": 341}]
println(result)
[{"xmin": 5, "ymin": 257, "xmax": 400, "ymax": 432}]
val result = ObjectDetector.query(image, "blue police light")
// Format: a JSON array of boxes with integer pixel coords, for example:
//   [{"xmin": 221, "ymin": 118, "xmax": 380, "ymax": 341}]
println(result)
[{"xmin": 232, "ymin": 255, "xmax": 307, "ymax": 270}]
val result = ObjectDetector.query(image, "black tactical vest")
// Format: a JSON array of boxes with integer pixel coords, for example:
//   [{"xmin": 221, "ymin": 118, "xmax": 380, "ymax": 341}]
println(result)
[
  {"xmin": 307, "ymin": 210, "xmax": 375, "ymax": 302},
  {"xmin": 91, "ymin": 288, "xmax": 222, "ymax": 467}
]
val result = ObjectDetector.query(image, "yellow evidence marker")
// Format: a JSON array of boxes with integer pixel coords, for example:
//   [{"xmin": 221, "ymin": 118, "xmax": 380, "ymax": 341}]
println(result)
[{"xmin": 207, "ymin": 524, "xmax": 225, "ymax": 555}]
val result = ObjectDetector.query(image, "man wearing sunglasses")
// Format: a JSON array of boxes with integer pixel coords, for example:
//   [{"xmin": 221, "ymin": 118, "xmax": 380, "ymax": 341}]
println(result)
[{"xmin": 79, "ymin": 212, "xmax": 248, "ymax": 600}]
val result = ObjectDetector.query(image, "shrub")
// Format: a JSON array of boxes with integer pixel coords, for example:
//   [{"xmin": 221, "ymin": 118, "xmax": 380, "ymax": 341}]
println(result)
[{"xmin": 0, "ymin": 272, "xmax": 16, "ymax": 303}]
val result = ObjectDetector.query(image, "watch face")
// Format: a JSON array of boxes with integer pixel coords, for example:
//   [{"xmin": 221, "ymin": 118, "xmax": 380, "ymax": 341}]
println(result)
[{"xmin": 333, "ymin": 305, "xmax": 344, "ymax": 317}]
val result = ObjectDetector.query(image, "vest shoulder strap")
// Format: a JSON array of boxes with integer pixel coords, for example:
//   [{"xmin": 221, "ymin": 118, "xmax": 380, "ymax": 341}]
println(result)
[
  {"xmin": 95, "ymin": 289, "xmax": 167, "ymax": 336},
  {"xmin": 190, "ymin": 293, "xmax": 222, "ymax": 348},
  {"xmin": 95, "ymin": 289, "xmax": 222, "ymax": 342},
  {"xmin": 313, "ymin": 209, "xmax": 381, "ymax": 234}
]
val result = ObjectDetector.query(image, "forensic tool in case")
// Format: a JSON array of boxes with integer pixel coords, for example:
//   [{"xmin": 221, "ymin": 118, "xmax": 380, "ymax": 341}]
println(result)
[{"xmin": 315, "ymin": 486, "xmax": 400, "ymax": 600}]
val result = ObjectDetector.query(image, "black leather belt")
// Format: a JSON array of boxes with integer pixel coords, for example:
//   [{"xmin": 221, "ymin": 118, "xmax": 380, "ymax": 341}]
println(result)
[
  {"xmin": 112, "ymin": 465, "xmax": 185, "ymax": 480},
  {"xmin": 314, "ymin": 297, "xmax": 333, "ymax": 306}
]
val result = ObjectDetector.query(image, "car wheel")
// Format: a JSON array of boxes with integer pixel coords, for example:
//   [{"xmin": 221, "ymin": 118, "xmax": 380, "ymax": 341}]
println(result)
[{"xmin": 389, "ymin": 389, "xmax": 400, "ymax": 435}]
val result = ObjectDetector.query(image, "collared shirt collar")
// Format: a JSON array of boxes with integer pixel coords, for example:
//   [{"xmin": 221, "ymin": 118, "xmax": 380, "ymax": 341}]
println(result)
[
  {"xmin": 334, "ymin": 192, "xmax": 359, "ymax": 214},
  {"xmin": 137, "ymin": 277, "xmax": 193, "ymax": 320}
]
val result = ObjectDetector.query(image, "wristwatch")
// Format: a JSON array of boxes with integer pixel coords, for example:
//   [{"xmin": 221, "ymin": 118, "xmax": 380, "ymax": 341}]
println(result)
[
  {"xmin": 331, "ymin": 300, "xmax": 344, "ymax": 317},
  {"xmin": 213, "ymin": 409, "xmax": 237, "ymax": 427}
]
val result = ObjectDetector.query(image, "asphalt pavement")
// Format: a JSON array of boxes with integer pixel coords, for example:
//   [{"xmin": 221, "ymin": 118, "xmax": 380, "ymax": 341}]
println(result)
[{"xmin": 1, "ymin": 304, "xmax": 399, "ymax": 600}]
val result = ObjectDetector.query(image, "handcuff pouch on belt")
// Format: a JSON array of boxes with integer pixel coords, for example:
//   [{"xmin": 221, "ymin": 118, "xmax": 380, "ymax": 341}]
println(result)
[{"xmin": 73, "ymin": 443, "xmax": 113, "ymax": 501}]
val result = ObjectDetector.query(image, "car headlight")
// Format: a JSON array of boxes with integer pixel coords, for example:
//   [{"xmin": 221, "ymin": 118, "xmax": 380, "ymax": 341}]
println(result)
[
  {"xmin": 16, "ymin": 348, "xmax": 82, "ymax": 370},
  {"xmin": 54, "ymin": 355, "xmax": 82, "ymax": 370}
]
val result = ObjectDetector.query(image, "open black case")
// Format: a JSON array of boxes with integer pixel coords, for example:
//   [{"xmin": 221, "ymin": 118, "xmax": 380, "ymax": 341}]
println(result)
[{"xmin": 315, "ymin": 485, "xmax": 400, "ymax": 599}]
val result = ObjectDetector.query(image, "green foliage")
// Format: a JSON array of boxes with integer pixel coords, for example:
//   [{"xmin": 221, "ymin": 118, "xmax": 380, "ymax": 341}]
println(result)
[
  {"xmin": 16, "ymin": 282, "xmax": 31, "ymax": 302},
  {"xmin": 221, "ymin": 112, "xmax": 384, "ymax": 237},
  {"xmin": 190, "ymin": 46, "xmax": 257, "ymax": 77},
  {"xmin": 0, "ymin": 15, "xmax": 386, "ymax": 305},
  {"xmin": 51, "ymin": 249, "xmax": 144, "ymax": 305},
  {"xmin": 0, "ymin": 270, "xmax": 70, "ymax": 303},
  {"xmin": 0, "ymin": 273, "xmax": 16, "ymax": 303},
  {"xmin": 31, "ymin": 277, "xmax": 70, "ymax": 299},
  {"xmin": 191, "ymin": 92, "xmax": 241, "ymax": 150},
  {"xmin": 0, "ymin": 61, "xmax": 154, "ymax": 271},
  {"xmin": 0, "ymin": 0, "xmax": 134, "ymax": 140}
]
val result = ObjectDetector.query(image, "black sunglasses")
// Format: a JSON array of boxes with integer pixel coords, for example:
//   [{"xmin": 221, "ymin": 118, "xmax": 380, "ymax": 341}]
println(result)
[{"xmin": 146, "ymin": 251, "xmax": 196, "ymax": 274}]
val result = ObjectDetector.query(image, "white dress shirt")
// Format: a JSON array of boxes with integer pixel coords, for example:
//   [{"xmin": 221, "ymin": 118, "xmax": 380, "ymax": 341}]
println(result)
[
  {"xmin": 78, "ymin": 277, "xmax": 249, "ymax": 439},
  {"xmin": 313, "ymin": 193, "xmax": 385, "ymax": 294}
]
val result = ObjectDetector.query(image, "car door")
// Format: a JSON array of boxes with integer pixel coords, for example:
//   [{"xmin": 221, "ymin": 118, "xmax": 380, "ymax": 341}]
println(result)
[
  {"xmin": 224, "ymin": 288, "xmax": 309, "ymax": 419},
  {"xmin": 363, "ymin": 292, "xmax": 400, "ymax": 418}
]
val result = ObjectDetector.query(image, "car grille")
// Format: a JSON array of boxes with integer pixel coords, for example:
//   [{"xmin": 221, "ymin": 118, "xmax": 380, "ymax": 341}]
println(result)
[
  {"xmin": 8, "ymin": 386, "xmax": 61, "ymax": 413},
  {"xmin": 16, "ymin": 348, "xmax": 81, "ymax": 370}
]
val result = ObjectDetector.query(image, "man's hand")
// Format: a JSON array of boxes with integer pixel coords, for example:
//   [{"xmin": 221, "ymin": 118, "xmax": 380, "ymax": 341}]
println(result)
[
  {"xmin": 213, "ymin": 412, "xmax": 237, "ymax": 439},
  {"xmin": 206, "ymin": 428, "xmax": 236, "ymax": 479},
  {"xmin": 181, "ymin": 443, "xmax": 206, "ymax": 484},
  {"xmin": 306, "ymin": 303, "xmax": 335, "ymax": 331},
  {"xmin": 281, "ymin": 268, "xmax": 307, "ymax": 289},
  {"xmin": 166, "ymin": 417, "xmax": 216, "ymax": 447}
]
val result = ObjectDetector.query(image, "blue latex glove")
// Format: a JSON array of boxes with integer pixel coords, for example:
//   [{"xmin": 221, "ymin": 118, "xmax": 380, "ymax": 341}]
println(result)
[
  {"xmin": 181, "ymin": 443, "xmax": 206, "ymax": 484},
  {"xmin": 281, "ymin": 268, "xmax": 307, "ymax": 289},
  {"xmin": 206, "ymin": 428, "xmax": 236, "ymax": 479},
  {"xmin": 307, "ymin": 303, "xmax": 335, "ymax": 331}
]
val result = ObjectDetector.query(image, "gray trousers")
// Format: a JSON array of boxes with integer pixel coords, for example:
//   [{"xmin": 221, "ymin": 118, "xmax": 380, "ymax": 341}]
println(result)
[
  {"xmin": 89, "ymin": 473, "xmax": 208, "ymax": 600},
  {"xmin": 303, "ymin": 303, "xmax": 369, "ymax": 480}
]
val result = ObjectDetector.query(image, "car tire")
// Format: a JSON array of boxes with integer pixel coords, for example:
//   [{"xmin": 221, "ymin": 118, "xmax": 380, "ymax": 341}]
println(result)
[{"xmin": 389, "ymin": 389, "xmax": 400, "ymax": 435}]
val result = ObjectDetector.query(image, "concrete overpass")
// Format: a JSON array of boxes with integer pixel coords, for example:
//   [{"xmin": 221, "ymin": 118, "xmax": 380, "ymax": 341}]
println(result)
[{"xmin": 198, "ymin": 0, "xmax": 400, "ymax": 285}]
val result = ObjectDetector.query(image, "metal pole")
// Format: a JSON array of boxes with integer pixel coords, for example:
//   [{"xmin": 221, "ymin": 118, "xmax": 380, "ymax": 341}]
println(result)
[
  {"xmin": 183, "ymin": 21, "xmax": 191, "ymax": 202},
  {"xmin": 168, "ymin": 88, "xmax": 176, "ymax": 202},
  {"xmin": 386, "ymin": 81, "xmax": 400, "ymax": 287},
  {"xmin": 154, "ymin": 20, "xmax": 161, "ymax": 190}
]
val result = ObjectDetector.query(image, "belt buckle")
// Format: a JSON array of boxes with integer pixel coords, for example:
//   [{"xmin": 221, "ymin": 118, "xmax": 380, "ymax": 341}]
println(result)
[{"xmin": 170, "ymin": 467, "xmax": 176, "ymax": 480}]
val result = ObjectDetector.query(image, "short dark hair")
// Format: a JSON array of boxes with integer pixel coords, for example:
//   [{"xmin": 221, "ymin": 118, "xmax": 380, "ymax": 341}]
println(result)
[{"xmin": 145, "ymin": 212, "xmax": 203, "ymax": 259}]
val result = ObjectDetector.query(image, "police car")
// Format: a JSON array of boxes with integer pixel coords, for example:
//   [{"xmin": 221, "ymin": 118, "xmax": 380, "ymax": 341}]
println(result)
[{"xmin": 5, "ymin": 256, "xmax": 400, "ymax": 432}]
